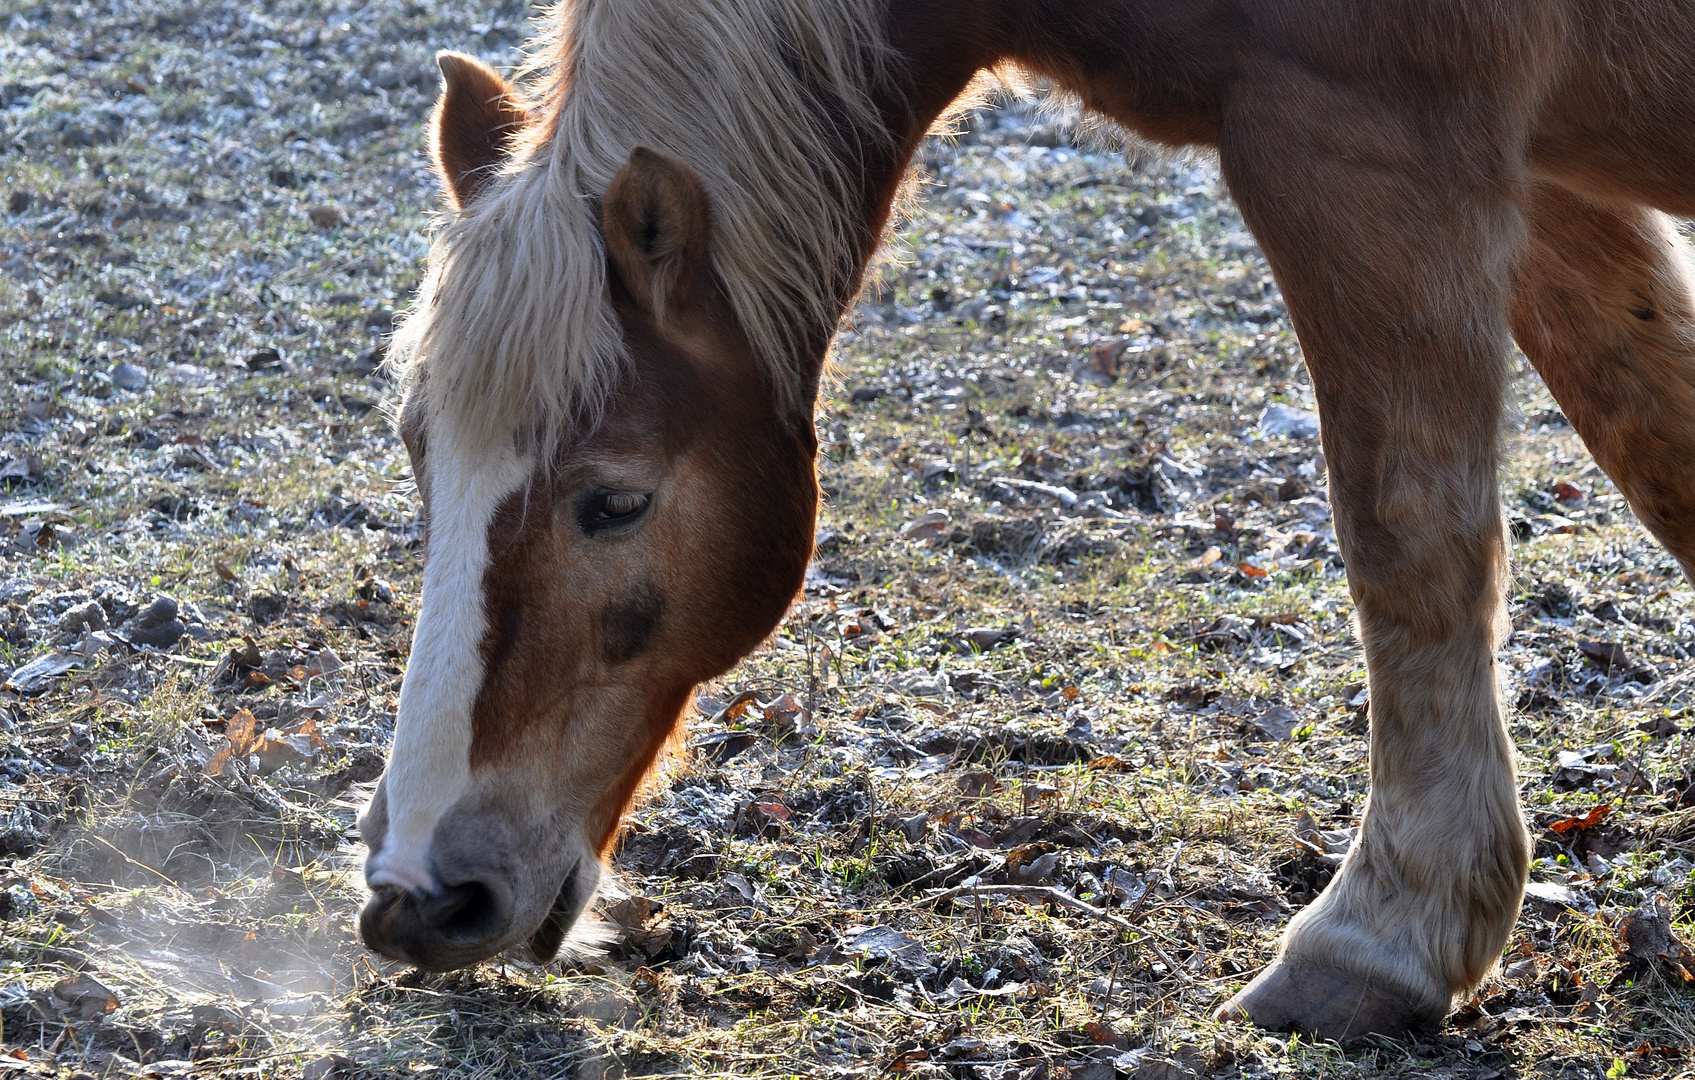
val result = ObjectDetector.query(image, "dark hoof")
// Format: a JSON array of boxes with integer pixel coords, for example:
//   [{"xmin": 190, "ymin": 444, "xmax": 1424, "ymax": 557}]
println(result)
[{"xmin": 1216, "ymin": 959, "xmax": 1443, "ymax": 1042}]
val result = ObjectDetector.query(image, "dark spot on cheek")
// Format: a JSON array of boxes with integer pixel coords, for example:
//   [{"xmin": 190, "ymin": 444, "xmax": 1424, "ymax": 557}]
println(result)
[
  {"xmin": 600, "ymin": 584, "xmax": 664, "ymax": 663},
  {"xmin": 1631, "ymin": 305, "xmax": 1656, "ymax": 321}
]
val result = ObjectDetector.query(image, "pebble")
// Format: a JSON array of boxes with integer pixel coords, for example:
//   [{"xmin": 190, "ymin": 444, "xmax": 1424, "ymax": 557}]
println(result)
[
  {"xmin": 110, "ymin": 362, "xmax": 149, "ymax": 391},
  {"xmin": 1258, "ymin": 403, "xmax": 1321, "ymax": 438},
  {"xmin": 126, "ymin": 594, "xmax": 185, "ymax": 648},
  {"xmin": 307, "ymin": 205, "xmax": 346, "ymax": 229}
]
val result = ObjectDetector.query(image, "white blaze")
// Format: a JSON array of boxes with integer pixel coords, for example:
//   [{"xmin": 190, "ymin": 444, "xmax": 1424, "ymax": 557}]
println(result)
[{"xmin": 365, "ymin": 430, "xmax": 529, "ymax": 895}]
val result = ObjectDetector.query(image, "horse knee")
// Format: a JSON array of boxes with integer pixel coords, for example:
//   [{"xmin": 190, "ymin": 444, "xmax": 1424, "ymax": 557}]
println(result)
[{"xmin": 1328, "ymin": 471, "xmax": 1508, "ymax": 646}]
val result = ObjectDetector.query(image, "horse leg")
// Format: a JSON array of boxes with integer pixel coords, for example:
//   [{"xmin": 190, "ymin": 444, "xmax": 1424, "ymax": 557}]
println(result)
[
  {"xmin": 1212, "ymin": 98, "xmax": 1530, "ymax": 1039},
  {"xmin": 1510, "ymin": 183, "xmax": 1695, "ymax": 581}
]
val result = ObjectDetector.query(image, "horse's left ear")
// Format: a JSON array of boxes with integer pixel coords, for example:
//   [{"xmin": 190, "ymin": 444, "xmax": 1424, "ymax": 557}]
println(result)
[
  {"xmin": 602, "ymin": 146, "xmax": 711, "ymax": 326},
  {"xmin": 430, "ymin": 51, "xmax": 528, "ymax": 210}
]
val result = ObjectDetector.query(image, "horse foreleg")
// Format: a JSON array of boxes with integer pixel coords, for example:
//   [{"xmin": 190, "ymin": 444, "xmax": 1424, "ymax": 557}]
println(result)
[
  {"xmin": 1212, "ymin": 92, "xmax": 1531, "ymax": 1040},
  {"xmin": 1511, "ymin": 183, "xmax": 1695, "ymax": 582}
]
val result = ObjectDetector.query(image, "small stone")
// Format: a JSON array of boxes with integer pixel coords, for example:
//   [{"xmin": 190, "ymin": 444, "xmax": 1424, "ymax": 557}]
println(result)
[
  {"xmin": 1258, "ymin": 403, "xmax": 1321, "ymax": 439},
  {"xmin": 57, "ymin": 599, "xmax": 106, "ymax": 635},
  {"xmin": 961, "ymin": 626, "xmax": 1015, "ymax": 651},
  {"xmin": 307, "ymin": 205, "xmax": 346, "ymax": 229},
  {"xmin": 126, "ymin": 594, "xmax": 184, "ymax": 648},
  {"xmin": 0, "ymin": 456, "xmax": 41, "ymax": 483},
  {"xmin": 110, "ymin": 361, "xmax": 149, "ymax": 390},
  {"xmin": 134, "ymin": 594, "xmax": 180, "ymax": 628},
  {"xmin": 898, "ymin": 813, "xmax": 929, "ymax": 842},
  {"xmin": 302, "ymin": 1054, "xmax": 354, "ymax": 1080}
]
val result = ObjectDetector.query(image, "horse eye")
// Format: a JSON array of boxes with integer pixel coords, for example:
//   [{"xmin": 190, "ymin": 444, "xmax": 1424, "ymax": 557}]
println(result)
[{"xmin": 578, "ymin": 490, "xmax": 652, "ymax": 534}]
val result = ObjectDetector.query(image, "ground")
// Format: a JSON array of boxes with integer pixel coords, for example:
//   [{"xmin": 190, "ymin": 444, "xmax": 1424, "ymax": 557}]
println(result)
[{"xmin": 2, "ymin": 2, "xmax": 1695, "ymax": 1078}]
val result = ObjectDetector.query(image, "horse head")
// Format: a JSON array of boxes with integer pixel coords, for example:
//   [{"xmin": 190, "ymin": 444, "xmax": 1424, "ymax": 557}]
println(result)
[{"xmin": 357, "ymin": 54, "xmax": 818, "ymax": 970}]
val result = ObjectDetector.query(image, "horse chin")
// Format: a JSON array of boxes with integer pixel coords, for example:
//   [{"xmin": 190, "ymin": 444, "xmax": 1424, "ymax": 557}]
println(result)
[{"xmin": 524, "ymin": 857, "xmax": 602, "ymax": 963}]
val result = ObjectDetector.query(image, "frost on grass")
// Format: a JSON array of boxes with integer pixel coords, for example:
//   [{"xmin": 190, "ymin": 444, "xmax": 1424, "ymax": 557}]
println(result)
[{"xmin": 2, "ymin": 2, "xmax": 1694, "ymax": 1078}]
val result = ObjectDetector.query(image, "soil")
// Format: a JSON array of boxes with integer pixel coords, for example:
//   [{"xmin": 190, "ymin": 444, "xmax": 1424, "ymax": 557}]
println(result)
[{"xmin": 2, "ymin": 1, "xmax": 1694, "ymax": 1078}]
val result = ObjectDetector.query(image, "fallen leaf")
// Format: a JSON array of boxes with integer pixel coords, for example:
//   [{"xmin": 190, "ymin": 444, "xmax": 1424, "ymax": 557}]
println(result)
[
  {"xmin": 1620, "ymin": 898, "xmax": 1695, "ymax": 980},
  {"xmin": 1578, "ymin": 639, "xmax": 1631, "ymax": 673},
  {"xmin": 1258, "ymin": 403, "xmax": 1321, "ymax": 439},
  {"xmin": 203, "ymin": 746, "xmax": 237, "ymax": 777},
  {"xmin": 1084, "ymin": 1020, "xmax": 1122, "ymax": 1046},
  {"xmin": 749, "ymin": 801, "xmax": 791, "ymax": 836},
  {"xmin": 1549, "ymin": 803, "xmax": 1612, "ymax": 834},
  {"xmin": 901, "ymin": 508, "xmax": 951, "ymax": 542},
  {"xmin": 1639, "ymin": 714, "xmax": 1683, "ymax": 739},
  {"xmin": 1006, "ymin": 844, "xmax": 1059, "ymax": 885},
  {"xmin": 604, "ymin": 895, "xmax": 664, "ymax": 930},
  {"xmin": 1248, "ymin": 706, "xmax": 1299, "ymax": 741},
  {"xmin": 302, "ymin": 1054, "xmax": 354, "ymax": 1080},
  {"xmin": 1075, "ymin": 341, "xmax": 1123, "ymax": 386},
  {"xmin": 844, "ymin": 926, "xmax": 933, "ymax": 975},
  {"xmin": 696, "ymin": 730, "xmax": 757, "ymax": 764},
  {"xmin": 2, "ymin": 650, "xmax": 85, "ymax": 694},
  {"xmin": 958, "ymin": 626, "xmax": 1016, "ymax": 652},
  {"xmin": 1522, "ymin": 881, "xmax": 1585, "ymax": 909},
  {"xmin": 207, "ymin": 708, "xmax": 323, "ymax": 776},
  {"xmin": 1550, "ymin": 481, "xmax": 1586, "ymax": 506},
  {"xmin": 226, "ymin": 708, "xmax": 260, "ymax": 755},
  {"xmin": 761, "ymin": 692, "xmax": 804, "ymax": 731},
  {"xmin": 304, "ymin": 649, "xmax": 344, "ymax": 677},
  {"xmin": 0, "ymin": 455, "xmax": 42, "ymax": 483},
  {"xmin": 957, "ymin": 769, "xmax": 1000, "ymax": 799},
  {"xmin": 51, "ymin": 974, "xmax": 119, "ymax": 1019}
]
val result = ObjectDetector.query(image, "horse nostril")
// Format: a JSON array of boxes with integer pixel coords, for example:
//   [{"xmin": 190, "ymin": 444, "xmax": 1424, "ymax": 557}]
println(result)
[{"xmin": 417, "ymin": 881, "xmax": 503, "ymax": 942}]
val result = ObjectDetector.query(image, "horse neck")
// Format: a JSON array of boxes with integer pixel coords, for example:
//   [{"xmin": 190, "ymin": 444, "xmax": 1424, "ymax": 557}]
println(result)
[
  {"xmin": 808, "ymin": 0, "xmax": 1188, "ymax": 396},
  {"xmin": 776, "ymin": 5, "xmax": 999, "ymax": 401},
  {"xmin": 772, "ymin": 0, "xmax": 1234, "ymax": 416}
]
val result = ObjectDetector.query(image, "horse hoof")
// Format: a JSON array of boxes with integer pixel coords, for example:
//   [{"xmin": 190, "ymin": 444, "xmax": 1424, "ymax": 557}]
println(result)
[{"xmin": 1215, "ymin": 959, "xmax": 1443, "ymax": 1042}]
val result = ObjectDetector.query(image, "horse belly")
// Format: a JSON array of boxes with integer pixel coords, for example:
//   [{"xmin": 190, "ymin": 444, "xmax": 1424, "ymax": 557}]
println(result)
[{"xmin": 1528, "ymin": 3, "xmax": 1695, "ymax": 215}]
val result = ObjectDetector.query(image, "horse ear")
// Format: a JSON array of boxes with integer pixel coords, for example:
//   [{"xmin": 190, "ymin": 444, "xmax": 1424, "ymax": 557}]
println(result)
[
  {"xmin": 430, "ymin": 51, "xmax": 528, "ymax": 210},
  {"xmin": 602, "ymin": 147, "xmax": 711, "ymax": 326}
]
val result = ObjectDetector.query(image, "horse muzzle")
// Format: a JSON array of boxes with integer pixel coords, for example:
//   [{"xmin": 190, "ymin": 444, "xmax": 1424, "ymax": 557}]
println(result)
[
  {"xmin": 359, "ymin": 875, "xmax": 517, "ymax": 971},
  {"xmin": 359, "ymin": 855, "xmax": 596, "ymax": 970}
]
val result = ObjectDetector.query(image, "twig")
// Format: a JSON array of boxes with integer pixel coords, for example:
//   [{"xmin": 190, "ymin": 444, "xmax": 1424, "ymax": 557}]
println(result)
[{"xmin": 926, "ymin": 884, "xmax": 1190, "ymax": 981}]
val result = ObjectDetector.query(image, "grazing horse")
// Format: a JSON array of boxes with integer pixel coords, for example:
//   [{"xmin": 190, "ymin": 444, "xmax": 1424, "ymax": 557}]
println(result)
[{"xmin": 355, "ymin": 0, "xmax": 1695, "ymax": 1040}]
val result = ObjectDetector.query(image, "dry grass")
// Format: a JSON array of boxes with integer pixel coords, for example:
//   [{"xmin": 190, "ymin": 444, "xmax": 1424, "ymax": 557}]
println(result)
[{"xmin": 1, "ymin": 1, "xmax": 1693, "ymax": 1078}]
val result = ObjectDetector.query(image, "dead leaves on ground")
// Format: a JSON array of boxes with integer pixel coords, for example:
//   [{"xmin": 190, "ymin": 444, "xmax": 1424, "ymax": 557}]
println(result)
[{"xmin": 203, "ymin": 706, "xmax": 326, "ymax": 776}]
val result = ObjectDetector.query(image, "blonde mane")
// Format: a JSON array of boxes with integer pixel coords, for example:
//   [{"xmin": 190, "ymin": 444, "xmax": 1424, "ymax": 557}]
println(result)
[{"xmin": 391, "ymin": 0, "xmax": 896, "ymax": 449}]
